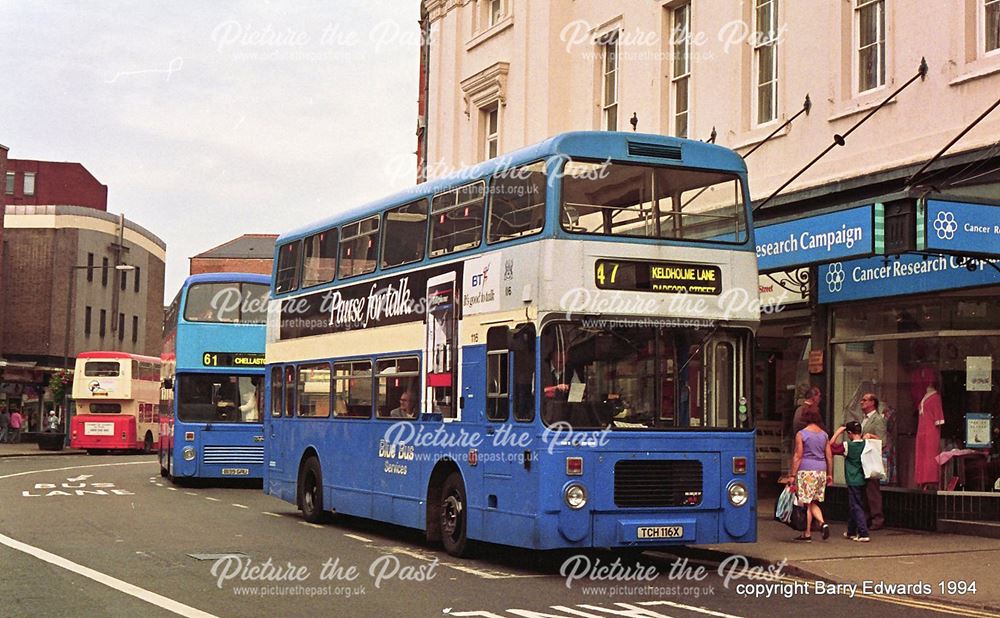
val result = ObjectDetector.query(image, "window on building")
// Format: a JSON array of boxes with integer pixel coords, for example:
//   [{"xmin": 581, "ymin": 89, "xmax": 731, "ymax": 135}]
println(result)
[
  {"xmin": 101, "ymin": 257, "xmax": 109, "ymax": 287},
  {"xmin": 84, "ymin": 306, "xmax": 92, "ymax": 337},
  {"xmin": 754, "ymin": 0, "xmax": 779, "ymax": 124},
  {"xmin": 987, "ymin": 0, "xmax": 1000, "ymax": 53},
  {"xmin": 489, "ymin": 0, "xmax": 503, "ymax": 26},
  {"xmin": 601, "ymin": 31, "xmax": 619, "ymax": 131},
  {"xmin": 99, "ymin": 309, "xmax": 107, "ymax": 338},
  {"xmin": 338, "ymin": 216, "xmax": 380, "ymax": 279},
  {"xmin": 382, "ymin": 200, "xmax": 427, "ymax": 269},
  {"xmin": 275, "ymin": 241, "xmax": 301, "ymax": 294},
  {"xmin": 3, "ymin": 172, "xmax": 13, "ymax": 195},
  {"xmin": 87, "ymin": 253, "xmax": 94, "ymax": 282},
  {"xmin": 134, "ymin": 266, "xmax": 140, "ymax": 292},
  {"xmin": 118, "ymin": 313, "xmax": 125, "ymax": 342},
  {"xmin": 333, "ymin": 361, "xmax": 372, "ymax": 418},
  {"xmin": 487, "ymin": 161, "xmax": 547, "ymax": 243},
  {"xmin": 302, "ymin": 227, "xmax": 338, "ymax": 288},
  {"xmin": 856, "ymin": 0, "xmax": 885, "ymax": 92},
  {"xmin": 430, "ymin": 182, "xmax": 485, "ymax": 257},
  {"xmin": 297, "ymin": 363, "xmax": 331, "ymax": 418},
  {"xmin": 132, "ymin": 316, "xmax": 139, "ymax": 344},
  {"xmin": 672, "ymin": 4, "xmax": 691, "ymax": 138},
  {"xmin": 23, "ymin": 172, "xmax": 35, "ymax": 196},
  {"xmin": 483, "ymin": 105, "xmax": 500, "ymax": 160},
  {"xmin": 120, "ymin": 269, "xmax": 128, "ymax": 291}
]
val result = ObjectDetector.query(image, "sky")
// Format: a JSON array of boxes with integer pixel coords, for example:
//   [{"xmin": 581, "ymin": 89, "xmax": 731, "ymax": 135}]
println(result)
[{"xmin": 0, "ymin": 0, "xmax": 421, "ymax": 302}]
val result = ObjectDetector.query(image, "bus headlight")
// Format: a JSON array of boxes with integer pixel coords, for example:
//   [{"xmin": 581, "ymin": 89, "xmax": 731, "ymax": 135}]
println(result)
[
  {"xmin": 728, "ymin": 481, "xmax": 748, "ymax": 507},
  {"xmin": 564, "ymin": 483, "xmax": 588, "ymax": 510},
  {"xmin": 182, "ymin": 446, "xmax": 196, "ymax": 461}
]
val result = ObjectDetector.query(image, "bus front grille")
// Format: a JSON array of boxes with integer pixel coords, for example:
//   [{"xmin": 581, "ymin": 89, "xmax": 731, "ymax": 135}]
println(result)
[
  {"xmin": 203, "ymin": 445, "xmax": 264, "ymax": 465},
  {"xmin": 614, "ymin": 460, "xmax": 703, "ymax": 507}
]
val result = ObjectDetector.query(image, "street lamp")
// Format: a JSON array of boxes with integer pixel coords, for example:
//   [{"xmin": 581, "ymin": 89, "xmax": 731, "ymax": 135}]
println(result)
[{"xmin": 60, "ymin": 263, "xmax": 135, "ymax": 438}]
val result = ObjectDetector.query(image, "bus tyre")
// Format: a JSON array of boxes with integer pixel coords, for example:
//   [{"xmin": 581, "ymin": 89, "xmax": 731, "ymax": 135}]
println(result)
[
  {"xmin": 440, "ymin": 472, "xmax": 469, "ymax": 557},
  {"xmin": 298, "ymin": 457, "xmax": 326, "ymax": 524}
]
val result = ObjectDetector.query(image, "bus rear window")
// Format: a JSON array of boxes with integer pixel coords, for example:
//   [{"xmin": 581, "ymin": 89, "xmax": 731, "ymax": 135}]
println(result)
[
  {"xmin": 275, "ymin": 241, "xmax": 301, "ymax": 293},
  {"xmin": 339, "ymin": 216, "xmax": 380, "ymax": 279},
  {"xmin": 84, "ymin": 361, "xmax": 120, "ymax": 377},
  {"xmin": 561, "ymin": 161, "xmax": 747, "ymax": 243},
  {"xmin": 302, "ymin": 228, "xmax": 337, "ymax": 288},
  {"xmin": 89, "ymin": 403, "xmax": 122, "ymax": 414},
  {"xmin": 430, "ymin": 181, "xmax": 484, "ymax": 256}
]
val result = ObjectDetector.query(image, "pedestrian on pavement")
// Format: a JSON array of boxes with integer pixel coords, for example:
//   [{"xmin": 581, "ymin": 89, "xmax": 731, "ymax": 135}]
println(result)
[
  {"xmin": 792, "ymin": 386, "xmax": 822, "ymax": 435},
  {"xmin": 830, "ymin": 421, "xmax": 871, "ymax": 542},
  {"xmin": 0, "ymin": 406, "xmax": 9, "ymax": 443},
  {"xmin": 860, "ymin": 392, "xmax": 887, "ymax": 530},
  {"xmin": 789, "ymin": 407, "xmax": 832, "ymax": 541},
  {"xmin": 9, "ymin": 408, "xmax": 23, "ymax": 443},
  {"xmin": 46, "ymin": 410, "xmax": 61, "ymax": 432}
]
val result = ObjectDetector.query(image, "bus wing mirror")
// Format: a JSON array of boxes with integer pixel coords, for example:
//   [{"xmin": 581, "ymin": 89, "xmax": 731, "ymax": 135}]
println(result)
[{"xmin": 162, "ymin": 378, "xmax": 173, "ymax": 390}]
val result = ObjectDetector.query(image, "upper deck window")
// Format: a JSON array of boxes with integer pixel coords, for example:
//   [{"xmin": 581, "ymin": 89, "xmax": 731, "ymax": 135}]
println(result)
[
  {"xmin": 561, "ymin": 161, "xmax": 747, "ymax": 243},
  {"xmin": 430, "ymin": 181, "xmax": 485, "ymax": 257},
  {"xmin": 275, "ymin": 241, "xmax": 301, "ymax": 294},
  {"xmin": 339, "ymin": 216, "xmax": 380, "ymax": 279},
  {"xmin": 184, "ymin": 282, "xmax": 269, "ymax": 324},
  {"xmin": 84, "ymin": 361, "xmax": 120, "ymax": 377},
  {"xmin": 302, "ymin": 228, "xmax": 338, "ymax": 288},
  {"xmin": 487, "ymin": 162, "xmax": 547, "ymax": 244},
  {"xmin": 382, "ymin": 200, "xmax": 428, "ymax": 269}
]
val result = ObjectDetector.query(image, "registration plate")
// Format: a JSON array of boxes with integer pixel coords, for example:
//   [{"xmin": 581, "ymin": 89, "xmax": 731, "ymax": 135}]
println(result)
[
  {"xmin": 221, "ymin": 468, "xmax": 250, "ymax": 476},
  {"xmin": 84, "ymin": 422, "xmax": 115, "ymax": 436},
  {"xmin": 637, "ymin": 525, "xmax": 684, "ymax": 539}
]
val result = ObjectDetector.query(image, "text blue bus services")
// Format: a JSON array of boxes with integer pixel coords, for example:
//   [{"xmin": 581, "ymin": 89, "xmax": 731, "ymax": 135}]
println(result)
[
  {"xmin": 265, "ymin": 131, "xmax": 759, "ymax": 555},
  {"xmin": 159, "ymin": 272, "xmax": 269, "ymax": 481}
]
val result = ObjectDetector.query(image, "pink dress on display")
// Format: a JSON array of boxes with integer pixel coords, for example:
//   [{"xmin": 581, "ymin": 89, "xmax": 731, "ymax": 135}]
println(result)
[{"xmin": 914, "ymin": 389, "xmax": 944, "ymax": 485}]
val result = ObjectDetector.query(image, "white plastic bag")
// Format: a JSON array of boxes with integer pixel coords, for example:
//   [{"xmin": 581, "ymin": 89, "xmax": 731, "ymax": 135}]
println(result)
[
  {"xmin": 861, "ymin": 438, "xmax": 886, "ymax": 480},
  {"xmin": 775, "ymin": 486, "xmax": 794, "ymax": 523}
]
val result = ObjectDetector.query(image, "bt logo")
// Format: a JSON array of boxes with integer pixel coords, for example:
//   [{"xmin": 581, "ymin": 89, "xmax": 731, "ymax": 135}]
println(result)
[{"xmin": 471, "ymin": 264, "xmax": 490, "ymax": 287}]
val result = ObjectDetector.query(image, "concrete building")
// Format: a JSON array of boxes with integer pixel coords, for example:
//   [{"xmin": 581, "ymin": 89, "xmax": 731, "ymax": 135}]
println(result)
[
  {"xmin": 420, "ymin": 0, "xmax": 1000, "ymax": 529},
  {"xmin": 2, "ymin": 205, "xmax": 165, "ymax": 433},
  {"xmin": 189, "ymin": 234, "xmax": 277, "ymax": 277}
]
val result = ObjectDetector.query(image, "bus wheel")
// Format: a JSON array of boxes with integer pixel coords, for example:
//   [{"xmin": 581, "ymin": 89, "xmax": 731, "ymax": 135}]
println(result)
[
  {"xmin": 298, "ymin": 457, "xmax": 326, "ymax": 524},
  {"xmin": 440, "ymin": 472, "xmax": 468, "ymax": 557},
  {"xmin": 142, "ymin": 433, "xmax": 153, "ymax": 454}
]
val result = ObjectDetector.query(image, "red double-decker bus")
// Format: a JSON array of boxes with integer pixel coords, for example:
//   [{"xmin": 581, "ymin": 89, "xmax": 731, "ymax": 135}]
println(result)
[{"xmin": 69, "ymin": 352, "xmax": 162, "ymax": 454}]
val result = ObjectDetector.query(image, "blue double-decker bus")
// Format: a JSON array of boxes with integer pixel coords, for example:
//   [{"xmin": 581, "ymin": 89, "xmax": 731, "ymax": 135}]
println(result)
[
  {"xmin": 265, "ymin": 131, "xmax": 758, "ymax": 555},
  {"xmin": 159, "ymin": 273, "xmax": 269, "ymax": 481}
]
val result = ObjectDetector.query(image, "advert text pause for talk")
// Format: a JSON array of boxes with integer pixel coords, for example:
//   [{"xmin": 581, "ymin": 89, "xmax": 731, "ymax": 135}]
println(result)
[{"xmin": 22, "ymin": 481, "xmax": 135, "ymax": 497}]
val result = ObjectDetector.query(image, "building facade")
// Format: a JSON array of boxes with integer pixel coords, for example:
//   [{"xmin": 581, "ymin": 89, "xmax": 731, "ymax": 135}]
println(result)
[
  {"xmin": 420, "ymin": 0, "xmax": 1000, "ymax": 527},
  {"xmin": 189, "ymin": 234, "xmax": 277, "ymax": 277},
  {"xmin": 4, "ymin": 159, "xmax": 108, "ymax": 211},
  {"xmin": 2, "ymin": 205, "xmax": 165, "ymax": 433}
]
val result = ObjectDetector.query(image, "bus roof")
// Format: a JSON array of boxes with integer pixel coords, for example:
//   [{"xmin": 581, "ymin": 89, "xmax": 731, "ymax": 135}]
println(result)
[
  {"xmin": 277, "ymin": 131, "xmax": 747, "ymax": 244},
  {"xmin": 77, "ymin": 351, "xmax": 161, "ymax": 363},
  {"xmin": 182, "ymin": 272, "xmax": 271, "ymax": 287}
]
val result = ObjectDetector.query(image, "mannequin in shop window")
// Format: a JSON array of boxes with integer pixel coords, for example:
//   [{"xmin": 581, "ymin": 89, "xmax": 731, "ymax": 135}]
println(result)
[{"xmin": 914, "ymin": 375, "xmax": 945, "ymax": 490}]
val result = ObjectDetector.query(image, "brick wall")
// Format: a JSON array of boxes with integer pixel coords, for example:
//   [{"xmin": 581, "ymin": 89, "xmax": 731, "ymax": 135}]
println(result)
[
  {"xmin": 4, "ymin": 160, "xmax": 107, "ymax": 211},
  {"xmin": 189, "ymin": 257, "xmax": 273, "ymax": 277}
]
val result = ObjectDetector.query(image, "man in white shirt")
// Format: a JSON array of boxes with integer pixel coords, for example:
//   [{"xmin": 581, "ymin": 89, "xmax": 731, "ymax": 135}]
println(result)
[{"xmin": 860, "ymin": 393, "xmax": 887, "ymax": 530}]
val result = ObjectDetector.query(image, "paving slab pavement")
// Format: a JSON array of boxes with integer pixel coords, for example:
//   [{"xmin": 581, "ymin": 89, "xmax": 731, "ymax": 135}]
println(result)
[{"xmin": 0, "ymin": 442, "xmax": 86, "ymax": 457}]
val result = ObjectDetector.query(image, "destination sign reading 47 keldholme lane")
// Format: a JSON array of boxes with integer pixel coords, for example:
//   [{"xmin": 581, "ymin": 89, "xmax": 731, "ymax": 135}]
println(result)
[
  {"xmin": 755, "ymin": 205, "xmax": 874, "ymax": 271},
  {"xmin": 595, "ymin": 259, "xmax": 721, "ymax": 295}
]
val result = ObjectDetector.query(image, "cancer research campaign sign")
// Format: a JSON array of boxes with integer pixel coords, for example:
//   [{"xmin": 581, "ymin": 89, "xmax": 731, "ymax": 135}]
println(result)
[
  {"xmin": 818, "ymin": 253, "xmax": 1000, "ymax": 303},
  {"xmin": 925, "ymin": 199, "xmax": 1000, "ymax": 254},
  {"xmin": 755, "ymin": 205, "xmax": 873, "ymax": 271}
]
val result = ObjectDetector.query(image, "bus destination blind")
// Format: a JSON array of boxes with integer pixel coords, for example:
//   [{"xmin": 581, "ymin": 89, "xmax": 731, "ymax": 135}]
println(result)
[
  {"xmin": 202, "ymin": 352, "xmax": 266, "ymax": 367},
  {"xmin": 595, "ymin": 259, "xmax": 721, "ymax": 295}
]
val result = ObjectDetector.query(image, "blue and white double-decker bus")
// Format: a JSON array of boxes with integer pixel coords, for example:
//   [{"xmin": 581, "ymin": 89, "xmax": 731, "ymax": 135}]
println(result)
[
  {"xmin": 265, "ymin": 131, "xmax": 759, "ymax": 555},
  {"xmin": 159, "ymin": 273, "xmax": 269, "ymax": 481}
]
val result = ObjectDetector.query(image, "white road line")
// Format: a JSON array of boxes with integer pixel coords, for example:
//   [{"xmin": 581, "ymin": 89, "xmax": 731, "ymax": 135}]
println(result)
[
  {"xmin": 343, "ymin": 533, "xmax": 374, "ymax": 543},
  {"xmin": 261, "ymin": 512, "xmax": 282, "ymax": 518},
  {"xmin": 637, "ymin": 600, "xmax": 744, "ymax": 617},
  {"xmin": 205, "ymin": 497, "xmax": 221, "ymax": 502},
  {"xmin": 0, "ymin": 532, "xmax": 217, "ymax": 618},
  {"xmin": 185, "ymin": 492, "xmax": 198, "ymax": 496},
  {"xmin": 0, "ymin": 460, "xmax": 153, "ymax": 481},
  {"xmin": 386, "ymin": 546, "xmax": 542, "ymax": 579},
  {"xmin": 167, "ymin": 487, "xmax": 178, "ymax": 491},
  {"xmin": 231, "ymin": 504, "xmax": 249, "ymax": 509},
  {"xmin": 299, "ymin": 522, "xmax": 324, "ymax": 529}
]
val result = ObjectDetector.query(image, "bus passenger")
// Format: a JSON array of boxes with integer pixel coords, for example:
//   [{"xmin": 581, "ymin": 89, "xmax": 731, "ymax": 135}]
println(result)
[
  {"xmin": 389, "ymin": 391, "xmax": 417, "ymax": 418},
  {"xmin": 239, "ymin": 379, "xmax": 260, "ymax": 422}
]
